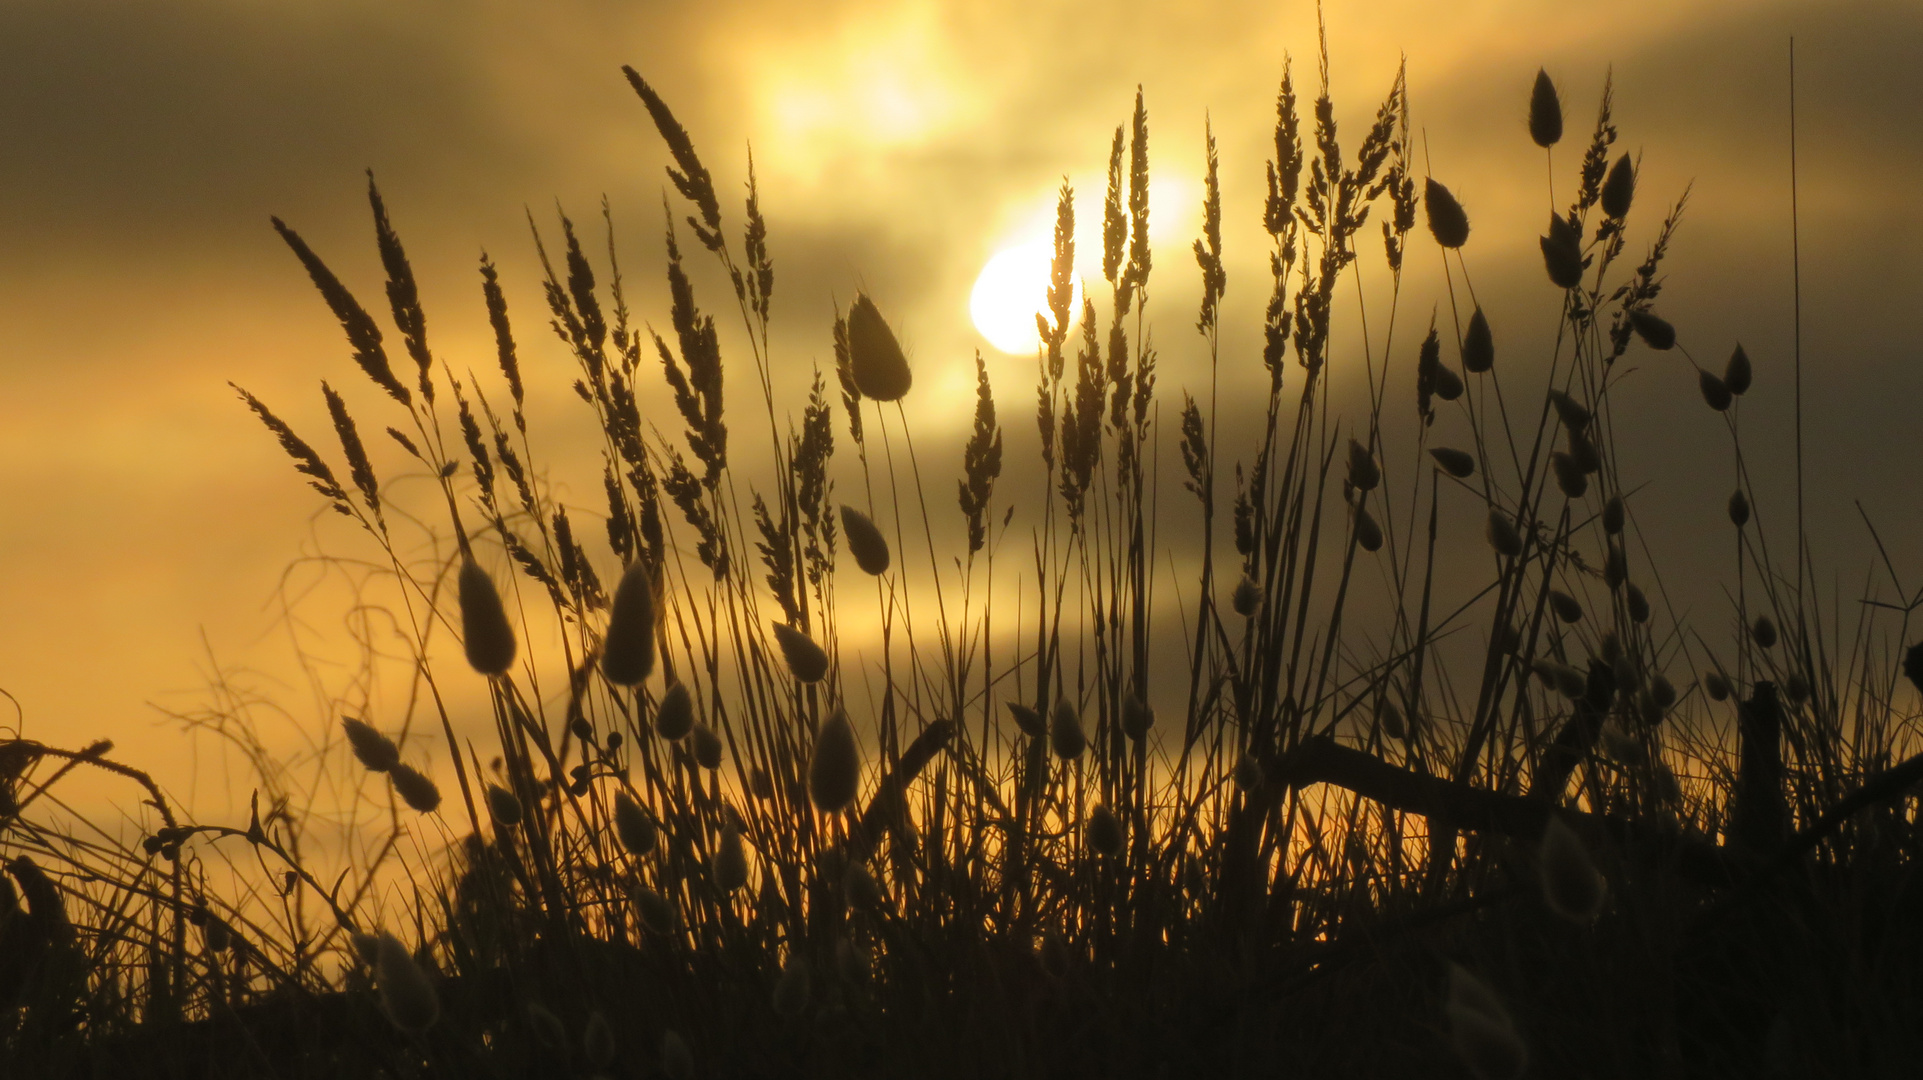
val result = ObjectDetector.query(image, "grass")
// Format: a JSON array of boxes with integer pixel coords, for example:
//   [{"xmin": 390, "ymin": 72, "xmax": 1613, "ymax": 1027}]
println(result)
[{"xmin": 5, "ymin": 38, "xmax": 1923, "ymax": 1080}]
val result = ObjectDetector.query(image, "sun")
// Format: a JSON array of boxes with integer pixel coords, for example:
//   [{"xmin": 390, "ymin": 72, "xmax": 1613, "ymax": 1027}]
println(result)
[{"xmin": 969, "ymin": 242, "xmax": 1080, "ymax": 355}]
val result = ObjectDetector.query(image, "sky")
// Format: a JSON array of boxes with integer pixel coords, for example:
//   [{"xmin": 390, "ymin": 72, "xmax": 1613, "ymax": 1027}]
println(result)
[{"xmin": 2, "ymin": 0, "xmax": 1920, "ymax": 822}]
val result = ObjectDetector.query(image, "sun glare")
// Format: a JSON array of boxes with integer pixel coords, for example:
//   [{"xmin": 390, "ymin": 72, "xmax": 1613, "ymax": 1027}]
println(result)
[{"xmin": 969, "ymin": 242, "xmax": 1080, "ymax": 355}]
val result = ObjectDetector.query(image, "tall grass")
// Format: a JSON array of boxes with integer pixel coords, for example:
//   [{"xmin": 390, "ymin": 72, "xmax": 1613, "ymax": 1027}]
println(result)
[{"xmin": 5, "ymin": 40, "xmax": 1923, "ymax": 1080}]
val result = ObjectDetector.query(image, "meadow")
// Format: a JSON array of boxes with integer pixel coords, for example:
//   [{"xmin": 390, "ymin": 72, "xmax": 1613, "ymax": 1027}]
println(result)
[{"xmin": 4, "ymin": 41, "xmax": 1922, "ymax": 1079}]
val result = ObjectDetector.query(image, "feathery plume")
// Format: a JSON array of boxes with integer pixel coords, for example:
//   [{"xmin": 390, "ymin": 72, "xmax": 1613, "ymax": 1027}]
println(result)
[
  {"xmin": 1424, "ymin": 179, "xmax": 1470, "ymax": 248},
  {"xmin": 1462, "ymin": 306, "xmax": 1495, "ymax": 372},
  {"xmin": 342, "ymin": 718, "xmax": 400, "ymax": 773},
  {"xmin": 1007, "ymin": 701, "xmax": 1046, "ymax": 738},
  {"xmin": 1431, "ymin": 447, "xmax": 1475, "ymax": 478},
  {"xmin": 773, "ymin": 622, "xmax": 830, "ymax": 683},
  {"xmin": 1121, "ymin": 693, "xmax": 1155, "ymax": 741},
  {"xmin": 388, "ymin": 764, "xmax": 441, "ymax": 813},
  {"xmin": 485, "ymin": 784, "xmax": 522, "ymax": 828},
  {"xmin": 808, "ymin": 708, "xmax": 861, "ymax": 813},
  {"xmin": 655, "ymin": 681, "xmax": 695, "ymax": 741},
  {"xmin": 458, "ymin": 556, "xmax": 517, "ymax": 677},
  {"xmin": 1629, "ymin": 310, "xmax": 1676, "ymax": 350},
  {"xmin": 1528, "ymin": 69, "xmax": 1562, "ymax": 147},
  {"xmin": 1086, "ymin": 804, "xmax": 1124, "ymax": 857},
  {"xmin": 1600, "ymin": 153, "xmax": 1635, "ymax": 219},
  {"xmin": 603, "ymin": 559, "xmax": 657, "ymax": 686},
  {"xmin": 375, "ymin": 932, "xmax": 439, "ymax": 1034},
  {"xmin": 614, "ymin": 791, "xmax": 658, "ymax": 856},
  {"xmin": 690, "ymin": 723, "xmax": 724, "ymax": 770},
  {"xmin": 847, "ymin": 293, "xmax": 913, "ymax": 401},
  {"xmin": 1050, "ymin": 698, "xmax": 1087, "ymax": 761},
  {"xmin": 838, "ymin": 504, "xmax": 891, "ymax": 575},
  {"xmin": 633, "ymin": 886, "xmax": 676, "ymax": 934}
]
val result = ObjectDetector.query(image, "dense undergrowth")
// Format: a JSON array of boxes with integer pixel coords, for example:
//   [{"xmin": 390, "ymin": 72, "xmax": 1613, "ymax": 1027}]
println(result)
[{"xmin": 5, "ymin": 40, "xmax": 1923, "ymax": 1080}]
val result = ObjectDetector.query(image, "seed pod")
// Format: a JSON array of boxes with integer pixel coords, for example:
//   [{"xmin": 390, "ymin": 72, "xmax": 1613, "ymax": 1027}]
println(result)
[
  {"xmin": 1629, "ymin": 310, "xmax": 1676, "ymax": 351},
  {"xmin": 847, "ymin": 292, "xmax": 913, "ymax": 401},
  {"xmin": 838, "ymin": 504, "xmax": 891, "ymax": 575},
  {"xmin": 1378, "ymin": 698, "xmax": 1406, "ymax": 741},
  {"xmin": 602, "ymin": 559, "xmax": 657, "ymax": 686},
  {"xmin": 1600, "ymin": 153, "xmax": 1635, "ymax": 220},
  {"xmin": 844, "ymin": 859, "xmax": 884, "ymax": 910},
  {"xmin": 1347, "ymin": 438, "xmax": 1380, "ymax": 491},
  {"xmin": 457, "ymin": 556, "xmax": 517, "ymax": 677},
  {"xmin": 1486, "ymin": 509, "xmax": 1523, "ymax": 558},
  {"xmin": 647, "ymin": 682, "xmax": 693, "ymax": 743},
  {"xmin": 1462, "ymin": 307, "xmax": 1495, "ymax": 373},
  {"xmin": 1538, "ymin": 816, "xmax": 1607, "ymax": 923},
  {"xmin": 690, "ymin": 723, "xmax": 724, "ymax": 770},
  {"xmin": 343, "ymin": 718, "xmax": 400, "ymax": 773},
  {"xmin": 1784, "ymin": 673, "xmax": 1809, "ymax": 705},
  {"xmin": 1728, "ymin": 489, "xmax": 1750, "ymax": 528},
  {"xmin": 1548, "ymin": 390, "xmax": 1591, "ymax": 432},
  {"xmin": 1548, "ymin": 590, "xmax": 1583, "ymax": 624},
  {"xmin": 1704, "ymin": 670, "xmax": 1731, "ymax": 701},
  {"xmin": 614, "ymin": 791, "xmax": 658, "ymax": 856},
  {"xmin": 713, "ymin": 819, "xmax": 748, "ymax": 892},
  {"xmin": 388, "ymin": 764, "xmax": 441, "ymax": 813},
  {"xmin": 1567, "ymin": 428, "xmax": 1601, "ymax": 474},
  {"xmin": 1049, "ymin": 698, "xmax": 1086, "ymax": 761},
  {"xmin": 808, "ymin": 708, "xmax": 861, "ymax": 813},
  {"xmin": 1550, "ymin": 452, "xmax": 1587, "ymax": 498},
  {"xmin": 1354, "ymin": 505, "xmax": 1384, "ymax": 552},
  {"xmin": 1651, "ymin": 674, "xmax": 1677, "ymax": 710},
  {"xmin": 1724, "ymin": 344, "xmax": 1753, "ymax": 395},
  {"xmin": 633, "ymin": 885, "xmax": 676, "ymax": 933},
  {"xmin": 1626, "ymin": 582, "xmax": 1651, "ymax": 623},
  {"xmin": 1528, "ymin": 68, "xmax": 1562, "ymax": 148},
  {"xmin": 772, "ymin": 953, "xmax": 811, "ymax": 1018},
  {"xmin": 1085, "ymin": 804, "xmax": 1124, "ymax": 857},
  {"xmin": 1602, "ymin": 495, "xmax": 1625, "ymax": 535},
  {"xmin": 1232, "ymin": 752, "xmax": 1265, "ymax": 792},
  {"xmin": 660, "ymin": 1029, "xmax": 695, "ymax": 1080},
  {"xmin": 1432, "ymin": 363, "xmax": 1465, "ymax": 402},
  {"xmin": 485, "ymin": 783, "xmax": 522, "ymax": 828},
  {"xmin": 1424, "ymin": 178, "xmax": 1470, "ymax": 248},
  {"xmin": 1540, "ymin": 220, "xmax": 1584, "ymax": 289},
  {"xmin": 1752, "ymin": 616, "xmax": 1778, "ymax": 649},
  {"xmin": 1447, "ymin": 964, "xmax": 1528, "ymax": 1080},
  {"xmin": 375, "ymin": 932, "xmax": 439, "ymax": 1034},
  {"xmin": 1006, "ymin": 701, "xmax": 1046, "ymax": 738},
  {"xmin": 583, "ymin": 1011, "xmax": 616, "ymax": 1069},
  {"xmin": 1604, "ymin": 545, "xmax": 1627, "ymax": 590},
  {"xmin": 1431, "ymin": 447, "xmax": 1476, "ymax": 478},
  {"xmin": 1699, "ymin": 370, "xmax": 1733, "ymax": 411},
  {"xmin": 1232, "ymin": 575, "xmax": 1261, "ymax": 617},
  {"xmin": 1121, "ymin": 693, "xmax": 1155, "ymax": 742},
  {"xmin": 773, "ymin": 623, "xmax": 830, "ymax": 683}
]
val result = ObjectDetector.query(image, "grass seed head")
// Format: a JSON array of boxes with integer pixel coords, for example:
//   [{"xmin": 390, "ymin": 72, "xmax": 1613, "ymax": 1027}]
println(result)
[
  {"xmin": 1347, "ymin": 437, "xmax": 1380, "ymax": 491},
  {"xmin": 1704, "ymin": 670, "xmax": 1732, "ymax": 701},
  {"xmin": 1728, "ymin": 489, "xmax": 1750, "ymax": 528},
  {"xmin": 1630, "ymin": 310, "xmax": 1677, "ymax": 351},
  {"xmin": 1551, "ymin": 663, "xmax": 1587, "ymax": 700},
  {"xmin": 1086, "ymin": 804, "xmax": 1125, "ymax": 856},
  {"xmin": 1463, "ymin": 306, "xmax": 1495, "ymax": 372},
  {"xmin": 660, "ymin": 1029, "xmax": 695, "ymax": 1080},
  {"xmin": 808, "ymin": 708, "xmax": 861, "ymax": 813},
  {"xmin": 1699, "ymin": 369, "xmax": 1733, "ymax": 411},
  {"xmin": 690, "ymin": 722, "xmax": 724, "ymax": 770},
  {"xmin": 632, "ymin": 885, "xmax": 676, "ymax": 934},
  {"xmin": 1654, "ymin": 761, "xmax": 1683, "ymax": 804},
  {"xmin": 1906, "ymin": 642, "xmax": 1923, "ymax": 695},
  {"xmin": 1354, "ymin": 504, "xmax": 1384, "ymax": 552},
  {"xmin": 1548, "ymin": 390, "xmax": 1591, "ymax": 432},
  {"xmin": 838, "ymin": 504, "xmax": 891, "ymax": 575},
  {"xmin": 1430, "ymin": 447, "xmax": 1476, "ymax": 478},
  {"xmin": 1600, "ymin": 722, "xmax": 1644, "ymax": 767},
  {"xmin": 342, "ymin": 718, "xmax": 400, "ymax": 773},
  {"xmin": 1548, "ymin": 590, "xmax": 1583, "ymax": 624},
  {"xmin": 1568, "ymin": 428, "xmax": 1602, "ymax": 474},
  {"xmin": 1432, "ymin": 362, "xmax": 1465, "ymax": 401},
  {"xmin": 1424, "ymin": 178, "xmax": 1470, "ymax": 248},
  {"xmin": 388, "ymin": 763, "xmax": 441, "ymax": 813},
  {"xmin": 1007, "ymin": 701, "xmax": 1047, "ymax": 738},
  {"xmin": 1651, "ymin": 674, "xmax": 1677, "ymax": 710},
  {"xmin": 773, "ymin": 622, "xmax": 830, "ymax": 683},
  {"xmin": 1540, "ymin": 217, "xmax": 1584, "ymax": 289},
  {"xmin": 844, "ymin": 859, "xmax": 884, "ymax": 910},
  {"xmin": 1551, "ymin": 452, "xmax": 1588, "ymax": 498},
  {"xmin": 655, "ymin": 681, "xmax": 695, "ymax": 741},
  {"xmin": 1725, "ymin": 343, "xmax": 1753, "ymax": 395},
  {"xmin": 583, "ymin": 1011, "xmax": 616, "ymax": 1069},
  {"xmin": 1538, "ymin": 816, "xmax": 1607, "ymax": 923},
  {"xmin": 1602, "ymin": 495, "xmax": 1625, "ymax": 535},
  {"xmin": 1050, "ymin": 698, "xmax": 1087, "ymax": 761},
  {"xmin": 1232, "ymin": 575, "xmax": 1261, "ymax": 617},
  {"xmin": 1121, "ymin": 693, "xmax": 1155, "ymax": 741},
  {"xmin": 1626, "ymin": 582, "xmax": 1651, "ymax": 623},
  {"xmin": 1753, "ymin": 616, "xmax": 1778, "ymax": 649},
  {"xmin": 614, "ymin": 791, "xmax": 658, "ymax": 856},
  {"xmin": 484, "ymin": 783, "xmax": 522, "ymax": 828},
  {"xmin": 1528, "ymin": 68, "xmax": 1563, "ymax": 148},
  {"xmin": 457, "ymin": 556, "xmax": 517, "ymax": 677},
  {"xmin": 772, "ymin": 953, "xmax": 811, "ymax": 1018},
  {"xmin": 714, "ymin": 819, "xmax": 749, "ymax": 892},
  {"xmin": 847, "ymin": 292, "xmax": 913, "ymax": 401},
  {"xmin": 602, "ymin": 559, "xmax": 657, "ymax": 686},
  {"xmin": 1446, "ymin": 964, "xmax": 1526, "ymax": 1080},
  {"xmin": 1604, "ymin": 544, "xmax": 1628, "ymax": 589},
  {"xmin": 1486, "ymin": 509, "xmax": 1524, "ymax": 558},
  {"xmin": 374, "ymin": 931, "xmax": 439, "ymax": 1034},
  {"xmin": 1232, "ymin": 752, "xmax": 1265, "ymax": 791},
  {"xmin": 1784, "ymin": 673, "xmax": 1809, "ymax": 705},
  {"xmin": 1600, "ymin": 153, "xmax": 1635, "ymax": 219},
  {"xmin": 1378, "ymin": 698, "xmax": 1406, "ymax": 740}
]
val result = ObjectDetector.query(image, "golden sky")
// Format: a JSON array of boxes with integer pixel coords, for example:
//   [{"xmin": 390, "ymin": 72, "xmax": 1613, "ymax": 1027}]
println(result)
[{"xmin": 2, "ymin": 0, "xmax": 1920, "ymax": 821}]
